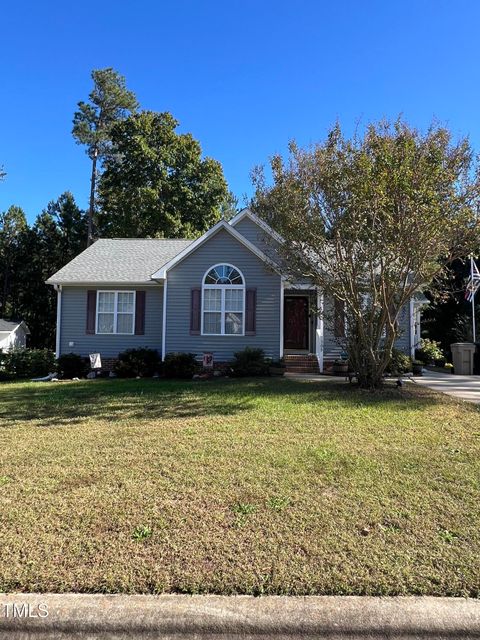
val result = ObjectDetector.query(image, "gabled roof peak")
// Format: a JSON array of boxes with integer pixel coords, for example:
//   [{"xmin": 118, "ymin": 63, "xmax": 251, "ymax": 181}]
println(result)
[
  {"xmin": 229, "ymin": 208, "xmax": 285, "ymax": 244},
  {"xmin": 151, "ymin": 219, "xmax": 281, "ymax": 279},
  {"xmin": 0, "ymin": 319, "xmax": 30, "ymax": 334}
]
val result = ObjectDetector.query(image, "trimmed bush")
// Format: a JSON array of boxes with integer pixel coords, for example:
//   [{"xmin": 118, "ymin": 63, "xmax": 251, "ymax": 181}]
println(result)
[
  {"xmin": 0, "ymin": 348, "xmax": 55, "ymax": 379},
  {"xmin": 56, "ymin": 353, "xmax": 89, "ymax": 379},
  {"xmin": 231, "ymin": 347, "xmax": 269, "ymax": 377},
  {"xmin": 114, "ymin": 348, "xmax": 161, "ymax": 378},
  {"xmin": 386, "ymin": 348, "xmax": 412, "ymax": 375},
  {"xmin": 415, "ymin": 338, "xmax": 443, "ymax": 365},
  {"xmin": 163, "ymin": 352, "xmax": 198, "ymax": 379}
]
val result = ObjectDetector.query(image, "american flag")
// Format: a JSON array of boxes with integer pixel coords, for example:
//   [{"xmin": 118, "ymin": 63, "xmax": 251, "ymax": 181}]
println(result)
[{"xmin": 465, "ymin": 258, "xmax": 480, "ymax": 302}]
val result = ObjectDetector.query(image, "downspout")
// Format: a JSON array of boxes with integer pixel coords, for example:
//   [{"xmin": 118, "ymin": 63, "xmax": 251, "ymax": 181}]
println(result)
[
  {"xmin": 161, "ymin": 278, "xmax": 168, "ymax": 361},
  {"xmin": 54, "ymin": 284, "xmax": 62, "ymax": 359},
  {"xmin": 409, "ymin": 297, "xmax": 415, "ymax": 359},
  {"xmin": 279, "ymin": 279, "xmax": 285, "ymax": 358}
]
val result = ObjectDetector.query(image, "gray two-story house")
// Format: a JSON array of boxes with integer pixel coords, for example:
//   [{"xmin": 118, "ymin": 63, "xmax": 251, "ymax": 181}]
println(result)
[{"xmin": 47, "ymin": 209, "xmax": 422, "ymax": 373}]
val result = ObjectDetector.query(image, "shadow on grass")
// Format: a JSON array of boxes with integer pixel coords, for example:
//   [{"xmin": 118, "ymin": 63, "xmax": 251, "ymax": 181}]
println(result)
[
  {"xmin": 251, "ymin": 375, "xmax": 448, "ymax": 409},
  {"xmin": 0, "ymin": 375, "xmax": 447, "ymax": 428},
  {"xmin": 0, "ymin": 378, "xmax": 252, "ymax": 427}
]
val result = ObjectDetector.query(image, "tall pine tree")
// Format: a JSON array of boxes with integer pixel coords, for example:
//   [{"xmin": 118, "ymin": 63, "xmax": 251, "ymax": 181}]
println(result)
[{"xmin": 73, "ymin": 68, "xmax": 138, "ymax": 245}]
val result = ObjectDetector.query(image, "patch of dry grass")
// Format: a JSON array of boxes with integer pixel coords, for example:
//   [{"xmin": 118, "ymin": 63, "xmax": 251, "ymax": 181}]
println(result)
[{"xmin": 0, "ymin": 377, "xmax": 479, "ymax": 595}]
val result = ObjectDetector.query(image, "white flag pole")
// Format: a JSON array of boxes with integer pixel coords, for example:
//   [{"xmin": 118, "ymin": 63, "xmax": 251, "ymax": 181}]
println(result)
[{"xmin": 472, "ymin": 255, "xmax": 476, "ymax": 343}]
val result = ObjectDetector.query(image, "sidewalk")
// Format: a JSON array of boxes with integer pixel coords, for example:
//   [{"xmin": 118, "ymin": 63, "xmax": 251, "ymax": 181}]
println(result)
[
  {"xmin": 412, "ymin": 370, "xmax": 480, "ymax": 405},
  {"xmin": 1, "ymin": 594, "xmax": 480, "ymax": 639}
]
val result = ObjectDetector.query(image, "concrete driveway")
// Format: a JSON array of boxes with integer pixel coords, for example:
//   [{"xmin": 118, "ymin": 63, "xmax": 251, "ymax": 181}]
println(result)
[{"xmin": 412, "ymin": 370, "xmax": 480, "ymax": 405}]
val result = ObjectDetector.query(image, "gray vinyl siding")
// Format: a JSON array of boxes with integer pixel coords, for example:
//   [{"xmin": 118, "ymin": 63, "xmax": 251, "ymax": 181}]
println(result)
[
  {"xmin": 323, "ymin": 296, "xmax": 412, "ymax": 358},
  {"xmin": 233, "ymin": 217, "xmax": 281, "ymax": 260},
  {"xmin": 323, "ymin": 297, "xmax": 343, "ymax": 359},
  {"xmin": 233, "ymin": 218, "xmax": 315, "ymax": 288},
  {"xmin": 59, "ymin": 285, "xmax": 163, "ymax": 358},
  {"xmin": 165, "ymin": 228, "xmax": 281, "ymax": 361},
  {"xmin": 394, "ymin": 303, "xmax": 411, "ymax": 353}
]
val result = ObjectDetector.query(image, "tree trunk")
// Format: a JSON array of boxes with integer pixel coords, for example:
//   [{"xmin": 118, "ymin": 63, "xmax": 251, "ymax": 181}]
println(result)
[
  {"xmin": 347, "ymin": 328, "xmax": 397, "ymax": 389},
  {"xmin": 348, "ymin": 340, "xmax": 386, "ymax": 389},
  {"xmin": 87, "ymin": 150, "xmax": 98, "ymax": 247}
]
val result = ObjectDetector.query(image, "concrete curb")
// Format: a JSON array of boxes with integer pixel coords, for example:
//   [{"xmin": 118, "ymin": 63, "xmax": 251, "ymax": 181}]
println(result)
[{"xmin": 0, "ymin": 594, "xmax": 479, "ymax": 639}]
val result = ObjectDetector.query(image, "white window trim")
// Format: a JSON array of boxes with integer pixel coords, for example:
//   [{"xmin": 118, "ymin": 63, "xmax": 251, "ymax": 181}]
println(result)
[
  {"xmin": 201, "ymin": 264, "xmax": 245, "ymax": 336},
  {"xmin": 95, "ymin": 290, "xmax": 136, "ymax": 335}
]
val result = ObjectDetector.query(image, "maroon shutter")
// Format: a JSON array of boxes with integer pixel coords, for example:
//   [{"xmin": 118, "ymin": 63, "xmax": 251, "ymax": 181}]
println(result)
[
  {"xmin": 334, "ymin": 299, "xmax": 345, "ymax": 338},
  {"xmin": 245, "ymin": 288, "xmax": 257, "ymax": 336},
  {"xmin": 86, "ymin": 290, "xmax": 96, "ymax": 334},
  {"xmin": 135, "ymin": 291, "xmax": 146, "ymax": 335},
  {"xmin": 190, "ymin": 288, "xmax": 201, "ymax": 335}
]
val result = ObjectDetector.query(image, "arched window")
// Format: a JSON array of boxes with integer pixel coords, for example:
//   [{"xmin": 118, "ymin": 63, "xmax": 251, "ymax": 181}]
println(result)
[{"xmin": 202, "ymin": 264, "xmax": 245, "ymax": 335}]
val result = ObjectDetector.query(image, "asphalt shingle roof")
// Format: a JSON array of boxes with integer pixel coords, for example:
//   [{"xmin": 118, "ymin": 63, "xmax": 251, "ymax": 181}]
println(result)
[
  {"xmin": 46, "ymin": 238, "xmax": 193, "ymax": 285},
  {"xmin": 0, "ymin": 319, "xmax": 21, "ymax": 331}
]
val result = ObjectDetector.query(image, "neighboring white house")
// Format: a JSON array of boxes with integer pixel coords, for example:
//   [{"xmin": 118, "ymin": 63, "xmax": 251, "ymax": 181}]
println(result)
[{"xmin": 0, "ymin": 320, "xmax": 30, "ymax": 352}]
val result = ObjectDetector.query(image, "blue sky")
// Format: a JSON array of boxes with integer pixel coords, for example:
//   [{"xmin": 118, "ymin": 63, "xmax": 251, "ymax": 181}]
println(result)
[{"xmin": 1, "ymin": 0, "xmax": 479, "ymax": 223}]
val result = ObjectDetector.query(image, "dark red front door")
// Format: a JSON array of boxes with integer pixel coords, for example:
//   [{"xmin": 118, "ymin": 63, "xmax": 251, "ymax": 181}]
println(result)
[{"xmin": 284, "ymin": 296, "xmax": 309, "ymax": 350}]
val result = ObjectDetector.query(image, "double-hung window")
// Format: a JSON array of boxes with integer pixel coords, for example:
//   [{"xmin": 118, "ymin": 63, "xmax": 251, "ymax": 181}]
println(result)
[
  {"xmin": 96, "ymin": 291, "xmax": 135, "ymax": 334},
  {"xmin": 202, "ymin": 264, "xmax": 245, "ymax": 335}
]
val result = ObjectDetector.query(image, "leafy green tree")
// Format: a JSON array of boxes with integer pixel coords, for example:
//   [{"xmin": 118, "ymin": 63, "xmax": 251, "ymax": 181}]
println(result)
[
  {"xmin": 220, "ymin": 191, "xmax": 240, "ymax": 220},
  {"xmin": 0, "ymin": 205, "xmax": 27, "ymax": 317},
  {"xmin": 253, "ymin": 119, "xmax": 480, "ymax": 389},
  {"xmin": 73, "ymin": 68, "xmax": 138, "ymax": 245},
  {"xmin": 97, "ymin": 111, "xmax": 228, "ymax": 238}
]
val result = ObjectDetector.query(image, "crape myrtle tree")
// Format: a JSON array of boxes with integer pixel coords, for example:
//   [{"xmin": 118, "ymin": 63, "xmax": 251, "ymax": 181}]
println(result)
[
  {"xmin": 253, "ymin": 120, "xmax": 480, "ymax": 389},
  {"xmin": 73, "ymin": 68, "xmax": 138, "ymax": 245},
  {"xmin": 97, "ymin": 110, "xmax": 228, "ymax": 238}
]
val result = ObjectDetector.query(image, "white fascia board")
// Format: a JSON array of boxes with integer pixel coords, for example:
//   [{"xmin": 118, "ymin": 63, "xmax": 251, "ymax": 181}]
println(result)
[
  {"xmin": 229, "ymin": 208, "xmax": 285, "ymax": 245},
  {"xmin": 151, "ymin": 220, "xmax": 282, "ymax": 279},
  {"xmin": 45, "ymin": 281, "xmax": 161, "ymax": 287},
  {"xmin": 284, "ymin": 282, "xmax": 316, "ymax": 289}
]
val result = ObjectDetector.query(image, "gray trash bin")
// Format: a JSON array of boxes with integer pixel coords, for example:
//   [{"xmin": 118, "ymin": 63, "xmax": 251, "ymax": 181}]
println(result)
[{"xmin": 450, "ymin": 342, "xmax": 476, "ymax": 375}]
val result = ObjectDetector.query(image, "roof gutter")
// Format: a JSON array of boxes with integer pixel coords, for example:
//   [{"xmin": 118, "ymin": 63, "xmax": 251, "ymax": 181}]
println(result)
[{"xmin": 45, "ymin": 281, "xmax": 163, "ymax": 287}]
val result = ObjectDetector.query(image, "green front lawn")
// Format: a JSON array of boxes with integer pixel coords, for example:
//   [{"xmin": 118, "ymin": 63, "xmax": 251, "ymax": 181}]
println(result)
[{"xmin": 0, "ymin": 377, "xmax": 479, "ymax": 595}]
